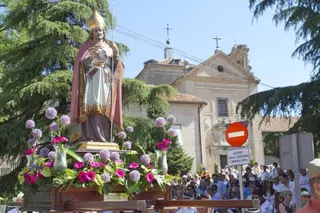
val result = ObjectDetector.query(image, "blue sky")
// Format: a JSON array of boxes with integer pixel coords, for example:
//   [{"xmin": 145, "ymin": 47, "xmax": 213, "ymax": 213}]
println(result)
[{"xmin": 110, "ymin": 0, "xmax": 312, "ymax": 91}]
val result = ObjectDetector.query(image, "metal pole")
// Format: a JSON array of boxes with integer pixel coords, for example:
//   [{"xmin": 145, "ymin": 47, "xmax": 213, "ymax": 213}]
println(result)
[
  {"xmin": 239, "ymin": 165, "xmax": 245, "ymax": 213},
  {"xmin": 109, "ymin": 0, "xmax": 115, "ymax": 142},
  {"xmin": 292, "ymin": 134, "xmax": 302, "ymax": 209}
]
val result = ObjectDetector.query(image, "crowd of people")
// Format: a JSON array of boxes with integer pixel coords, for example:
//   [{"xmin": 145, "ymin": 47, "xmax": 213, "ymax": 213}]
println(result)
[{"xmin": 171, "ymin": 162, "xmax": 312, "ymax": 213}]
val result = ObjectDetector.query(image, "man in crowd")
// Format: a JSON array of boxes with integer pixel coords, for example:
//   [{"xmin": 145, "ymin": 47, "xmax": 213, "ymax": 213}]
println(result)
[{"xmin": 297, "ymin": 158, "xmax": 320, "ymax": 212}]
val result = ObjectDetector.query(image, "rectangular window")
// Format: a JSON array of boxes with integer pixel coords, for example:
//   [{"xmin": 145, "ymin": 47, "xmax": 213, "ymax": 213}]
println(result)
[
  {"xmin": 171, "ymin": 124, "xmax": 183, "ymax": 145},
  {"xmin": 217, "ymin": 99, "xmax": 228, "ymax": 117}
]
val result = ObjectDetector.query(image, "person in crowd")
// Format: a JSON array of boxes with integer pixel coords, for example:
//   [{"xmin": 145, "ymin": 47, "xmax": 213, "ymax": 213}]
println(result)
[
  {"xmin": 286, "ymin": 170, "xmax": 294, "ymax": 182},
  {"xmin": 252, "ymin": 162, "xmax": 261, "ymax": 175},
  {"xmin": 196, "ymin": 179, "xmax": 208, "ymax": 199},
  {"xmin": 279, "ymin": 173, "xmax": 296, "ymax": 210},
  {"xmin": 259, "ymin": 192, "xmax": 274, "ymax": 213},
  {"xmin": 259, "ymin": 166, "xmax": 270, "ymax": 182},
  {"xmin": 278, "ymin": 190, "xmax": 293, "ymax": 213},
  {"xmin": 300, "ymin": 190, "xmax": 311, "ymax": 207},
  {"xmin": 272, "ymin": 174, "xmax": 284, "ymax": 193},
  {"xmin": 184, "ymin": 184, "xmax": 196, "ymax": 199},
  {"xmin": 197, "ymin": 194, "xmax": 212, "ymax": 213},
  {"xmin": 243, "ymin": 167, "xmax": 253, "ymax": 182},
  {"xmin": 261, "ymin": 179, "xmax": 275, "ymax": 210},
  {"xmin": 271, "ymin": 162, "xmax": 279, "ymax": 177},
  {"xmin": 297, "ymin": 158, "xmax": 320, "ymax": 213},
  {"xmin": 299, "ymin": 169, "xmax": 311, "ymax": 193},
  {"xmin": 229, "ymin": 189, "xmax": 240, "ymax": 213}
]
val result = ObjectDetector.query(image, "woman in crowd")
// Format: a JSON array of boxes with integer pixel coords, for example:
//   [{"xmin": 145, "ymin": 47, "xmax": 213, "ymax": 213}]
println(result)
[{"xmin": 278, "ymin": 190, "xmax": 293, "ymax": 213}]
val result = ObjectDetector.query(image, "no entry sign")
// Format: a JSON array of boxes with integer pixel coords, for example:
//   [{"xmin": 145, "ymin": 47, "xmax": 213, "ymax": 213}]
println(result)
[{"xmin": 225, "ymin": 122, "xmax": 248, "ymax": 147}]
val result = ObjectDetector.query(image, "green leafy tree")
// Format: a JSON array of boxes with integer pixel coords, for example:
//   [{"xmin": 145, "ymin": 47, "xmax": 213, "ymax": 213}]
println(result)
[
  {"xmin": 237, "ymin": 0, "xmax": 320, "ymax": 155},
  {"xmin": 263, "ymin": 132, "xmax": 283, "ymax": 158},
  {"xmin": 167, "ymin": 143, "xmax": 193, "ymax": 176},
  {"xmin": 122, "ymin": 78, "xmax": 177, "ymax": 119}
]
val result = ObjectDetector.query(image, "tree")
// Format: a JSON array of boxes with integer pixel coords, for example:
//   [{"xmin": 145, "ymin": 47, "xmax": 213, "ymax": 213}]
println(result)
[
  {"xmin": 167, "ymin": 143, "xmax": 193, "ymax": 176},
  {"xmin": 237, "ymin": 0, "xmax": 320, "ymax": 155},
  {"xmin": 122, "ymin": 78, "xmax": 177, "ymax": 119},
  {"xmin": 0, "ymin": 0, "xmax": 129, "ymax": 195}
]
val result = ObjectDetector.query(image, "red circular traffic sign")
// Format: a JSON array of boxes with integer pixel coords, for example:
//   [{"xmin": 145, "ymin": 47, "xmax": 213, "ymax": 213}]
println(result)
[{"xmin": 225, "ymin": 122, "xmax": 248, "ymax": 147}]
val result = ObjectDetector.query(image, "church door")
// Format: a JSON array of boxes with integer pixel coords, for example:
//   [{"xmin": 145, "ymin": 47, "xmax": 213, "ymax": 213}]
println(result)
[{"xmin": 219, "ymin": 155, "xmax": 227, "ymax": 169}]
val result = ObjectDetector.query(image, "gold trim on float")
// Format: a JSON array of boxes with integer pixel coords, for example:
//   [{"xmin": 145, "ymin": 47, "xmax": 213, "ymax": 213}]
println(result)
[{"xmin": 78, "ymin": 141, "xmax": 120, "ymax": 150}]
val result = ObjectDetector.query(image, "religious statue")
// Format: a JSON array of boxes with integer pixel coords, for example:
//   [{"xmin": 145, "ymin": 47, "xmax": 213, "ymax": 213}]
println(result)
[{"xmin": 71, "ymin": 10, "xmax": 124, "ymax": 143}]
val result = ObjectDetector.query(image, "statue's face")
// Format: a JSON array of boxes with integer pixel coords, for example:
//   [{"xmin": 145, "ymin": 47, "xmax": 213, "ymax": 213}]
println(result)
[{"xmin": 92, "ymin": 27, "xmax": 104, "ymax": 41}]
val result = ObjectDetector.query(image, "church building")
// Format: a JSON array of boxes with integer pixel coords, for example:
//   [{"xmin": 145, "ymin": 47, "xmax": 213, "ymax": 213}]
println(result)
[{"xmin": 125, "ymin": 35, "xmax": 265, "ymax": 174}]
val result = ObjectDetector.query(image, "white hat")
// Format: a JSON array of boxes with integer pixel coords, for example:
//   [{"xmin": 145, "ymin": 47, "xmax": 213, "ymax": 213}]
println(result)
[{"xmin": 301, "ymin": 191, "xmax": 310, "ymax": 196}]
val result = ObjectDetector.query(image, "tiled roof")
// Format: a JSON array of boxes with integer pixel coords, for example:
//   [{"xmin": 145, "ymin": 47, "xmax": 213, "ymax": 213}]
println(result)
[
  {"xmin": 164, "ymin": 93, "xmax": 207, "ymax": 105},
  {"xmin": 259, "ymin": 117, "xmax": 299, "ymax": 132}
]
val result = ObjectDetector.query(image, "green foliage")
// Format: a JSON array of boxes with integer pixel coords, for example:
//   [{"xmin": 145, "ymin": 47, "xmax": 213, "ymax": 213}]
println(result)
[
  {"xmin": 123, "ymin": 116, "xmax": 155, "ymax": 152},
  {"xmin": 249, "ymin": 0, "xmax": 320, "ymax": 78},
  {"xmin": 167, "ymin": 144, "xmax": 193, "ymax": 176},
  {"xmin": 263, "ymin": 132, "xmax": 283, "ymax": 157},
  {"xmin": 238, "ymin": 0, "xmax": 320, "ymax": 157},
  {"xmin": 122, "ymin": 78, "xmax": 178, "ymax": 119}
]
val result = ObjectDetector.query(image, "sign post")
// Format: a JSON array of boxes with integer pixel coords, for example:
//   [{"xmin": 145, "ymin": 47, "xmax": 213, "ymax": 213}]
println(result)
[
  {"xmin": 279, "ymin": 133, "xmax": 314, "ymax": 209},
  {"xmin": 225, "ymin": 122, "xmax": 249, "ymax": 213}
]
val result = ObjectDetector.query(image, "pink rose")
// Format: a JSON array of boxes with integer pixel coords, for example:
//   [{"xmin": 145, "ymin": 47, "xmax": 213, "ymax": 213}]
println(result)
[
  {"xmin": 51, "ymin": 136, "xmax": 68, "ymax": 145},
  {"xmin": 25, "ymin": 148, "xmax": 35, "ymax": 156},
  {"xmin": 146, "ymin": 173, "xmax": 154, "ymax": 183},
  {"xmin": 162, "ymin": 138, "xmax": 172, "ymax": 145},
  {"xmin": 74, "ymin": 162, "xmax": 85, "ymax": 169},
  {"xmin": 86, "ymin": 170, "xmax": 96, "ymax": 182},
  {"xmin": 128, "ymin": 162, "xmax": 139, "ymax": 169},
  {"xmin": 89, "ymin": 162, "xmax": 100, "ymax": 168},
  {"xmin": 115, "ymin": 169, "xmax": 125, "ymax": 178},
  {"xmin": 44, "ymin": 161, "xmax": 54, "ymax": 168},
  {"xmin": 156, "ymin": 141, "xmax": 168, "ymax": 151},
  {"xmin": 77, "ymin": 172, "xmax": 87, "ymax": 183}
]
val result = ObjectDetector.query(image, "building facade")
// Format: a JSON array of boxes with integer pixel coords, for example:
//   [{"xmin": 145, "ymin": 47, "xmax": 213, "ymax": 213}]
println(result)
[{"xmin": 126, "ymin": 43, "xmax": 266, "ymax": 173}]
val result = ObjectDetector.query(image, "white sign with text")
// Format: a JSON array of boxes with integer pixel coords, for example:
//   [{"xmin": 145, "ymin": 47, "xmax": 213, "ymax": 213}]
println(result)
[{"xmin": 227, "ymin": 147, "xmax": 250, "ymax": 166}]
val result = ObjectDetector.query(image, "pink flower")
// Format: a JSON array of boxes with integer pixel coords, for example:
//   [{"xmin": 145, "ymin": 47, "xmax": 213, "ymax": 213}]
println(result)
[
  {"xmin": 128, "ymin": 162, "xmax": 139, "ymax": 169},
  {"xmin": 162, "ymin": 138, "xmax": 172, "ymax": 145},
  {"xmin": 25, "ymin": 148, "xmax": 35, "ymax": 156},
  {"xmin": 115, "ymin": 159, "xmax": 123, "ymax": 164},
  {"xmin": 77, "ymin": 172, "xmax": 87, "ymax": 183},
  {"xmin": 51, "ymin": 136, "xmax": 68, "ymax": 145},
  {"xmin": 156, "ymin": 141, "xmax": 168, "ymax": 151},
  {"xmin": 148, "ymin": 164, "xmax": 154, "ymax": 169},
  {"xmin": 89, "ymin": 162, "xmax": 100, "ymax": 168},
  {"xmin": 99, "ymin": 162, "xmax": 106, "ymax": 167},
  {"xmin": 115, "ymin": 169, "xmax": 125, "ymax": 178},
  {"xmin": 86, "ymin": 170, "xmax": 96, "ymax": 182},
  {"xmin": 44, "ymin": 161, "xmax": 54, "ymax": 168},
  {"xmin": 146, "ymin": 173, "xmax": 154, "ymax": 183},
  {"xmin": 74, "ymin": 162, "xmax": 85, "ymax": 169},
  {"xmin": 24, "ymin": 173, "xmax": 31, "ymax": 184},
  {"xmin": 37, "ymin": 170, "xmax": 44, "ymax": 178},
  {"xmin": 30, "ymin": 174, "xmax": 37, "ymax": 184}
]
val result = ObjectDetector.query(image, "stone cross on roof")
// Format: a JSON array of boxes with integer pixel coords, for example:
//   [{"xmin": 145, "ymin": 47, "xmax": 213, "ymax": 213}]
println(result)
[{"xmin": 213, "ymin": 36, "xmax": 222, "ymax": 50}]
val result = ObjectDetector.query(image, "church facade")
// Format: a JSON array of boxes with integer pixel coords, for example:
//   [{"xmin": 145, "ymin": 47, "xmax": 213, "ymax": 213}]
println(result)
[{"xmin": 126, "ymin": 43, "xmax": 265, "ymax": 174}]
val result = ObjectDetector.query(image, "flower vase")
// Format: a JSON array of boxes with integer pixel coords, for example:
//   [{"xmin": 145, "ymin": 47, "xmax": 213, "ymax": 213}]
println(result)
[
  {"xmin": 158, "ymin": 151, "xmax": 168, "ymax": 174},
  {"xmin": 53, "ymin": 144, "xmax": 68, "ymax": 174},
  {"xmin": 26, "ymin": 155, "xmax": 34, "ymax": 168}
]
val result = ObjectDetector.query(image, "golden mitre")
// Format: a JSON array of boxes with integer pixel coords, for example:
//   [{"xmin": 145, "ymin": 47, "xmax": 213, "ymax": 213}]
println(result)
[{"xmin": 88, "ymin": 9, "xmax": 105, "ymax": 30}]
